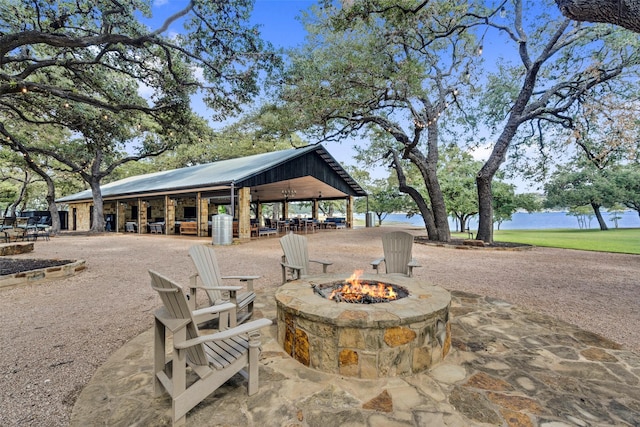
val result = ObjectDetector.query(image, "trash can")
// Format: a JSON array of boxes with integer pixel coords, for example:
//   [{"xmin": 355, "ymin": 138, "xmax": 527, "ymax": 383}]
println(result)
[
  {"xmin": 212, "ymin": 214, "xmax": 233, "ymax": 245},
  {"xmin": 365, "ymin": 212, "xmax": 375, "ymax": 227}
]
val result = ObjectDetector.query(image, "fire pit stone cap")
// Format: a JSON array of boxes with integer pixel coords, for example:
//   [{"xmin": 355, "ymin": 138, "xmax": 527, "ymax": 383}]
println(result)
[{"xmin": 275, "ymin": 273, "xmax": 451, "ymax": 328}]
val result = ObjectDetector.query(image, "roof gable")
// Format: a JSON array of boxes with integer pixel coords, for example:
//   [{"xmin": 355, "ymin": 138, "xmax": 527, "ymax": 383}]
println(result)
[{"xmin": 56, "ymin": 145, "xmax": 365, "ymax": 203}]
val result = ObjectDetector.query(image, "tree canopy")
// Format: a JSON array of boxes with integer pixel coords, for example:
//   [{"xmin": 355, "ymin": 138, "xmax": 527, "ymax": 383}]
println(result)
[{"xmin": 0, "ymin": 0, "xmax": 279, "ymax": 231}]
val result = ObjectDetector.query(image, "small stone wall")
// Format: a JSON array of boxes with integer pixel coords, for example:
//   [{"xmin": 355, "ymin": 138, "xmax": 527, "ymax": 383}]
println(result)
[
  {"xmin": 0, "ymin": 242, "xmax": 34, "ymax": 256},
  {"xmin": 275, "ymin": 273, "xmax": 451, "ymax": 379},
  {"xmin": 0, "ymin": 259, "xmax": 86, "ymax": 289}
]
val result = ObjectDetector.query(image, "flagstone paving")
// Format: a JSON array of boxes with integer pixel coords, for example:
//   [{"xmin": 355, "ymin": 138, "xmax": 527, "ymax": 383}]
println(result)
[{"xmin": 70, "ymin": 289, "xmax": 640, "ymax": 426}]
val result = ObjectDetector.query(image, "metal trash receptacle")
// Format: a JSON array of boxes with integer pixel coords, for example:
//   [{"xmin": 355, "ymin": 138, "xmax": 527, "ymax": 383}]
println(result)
[
  {"xmin": 211, "ymin": 214, "xmax": 233, "ymax": 245},
  {"xmin": 365, "ymin": 212, "xmax": 375, "ymax": 227}
]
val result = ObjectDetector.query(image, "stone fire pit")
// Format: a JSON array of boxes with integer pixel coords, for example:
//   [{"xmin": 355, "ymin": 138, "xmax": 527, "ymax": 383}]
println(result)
[{"xmin": 275, "ymin": 273, "xmax": 451, "ymax": 378}]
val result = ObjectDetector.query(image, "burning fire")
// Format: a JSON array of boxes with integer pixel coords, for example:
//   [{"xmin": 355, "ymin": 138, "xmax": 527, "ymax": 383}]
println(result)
[{"xmin": 329, "ymin": 270, "xmax": 398, "ymax": 302}]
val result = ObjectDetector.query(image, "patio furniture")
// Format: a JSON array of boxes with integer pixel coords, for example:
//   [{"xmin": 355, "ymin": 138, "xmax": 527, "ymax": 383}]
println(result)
[
  {"xmin": 149, "ymin": 270, "xmax": 272, "ymax": 426},
  {"xmin": 125, "ymin": 222, "xmax": 137, "ymax": 233},
  {"xmin": 149, "ymin": 223, "xmax": 164, "ymax": 234},
  {"xmin": 188, "ymin": 245, "xmax": 257, "ymax": 326},
  {"xmin": 370, "ymin": 231, "xmax": 421, "ymax": 277},
  {"xmin": 279, "ymin": 231, "xmax": 332, "ymax": 284},
  {"xmin": 179, "ymin": 221, "xmax": 198, "ymax": 235}
]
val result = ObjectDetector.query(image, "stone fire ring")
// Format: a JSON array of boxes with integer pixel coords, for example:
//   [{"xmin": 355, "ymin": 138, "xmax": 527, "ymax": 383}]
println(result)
[{"xmin": 275, "ymin": 273, "xmax": 452, "ymax": 379}]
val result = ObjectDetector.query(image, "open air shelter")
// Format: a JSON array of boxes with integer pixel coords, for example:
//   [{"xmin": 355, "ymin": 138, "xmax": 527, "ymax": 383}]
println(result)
[{"xmin": 56, "ymin": 144, "xmax": 367, "ymax": 239}]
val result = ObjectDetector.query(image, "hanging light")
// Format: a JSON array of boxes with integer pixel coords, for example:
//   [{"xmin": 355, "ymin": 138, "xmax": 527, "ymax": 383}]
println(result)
[
  {"xmin": 477, "ymin": 45, "xmax": 483, "ymax": 56},
  {"xmin": 282, "ymin": 183, "xmax": 296, "ymax": 200},
  {"xmin": 500, "ymin": 6, "xmax": 507, "ymax": 18}
]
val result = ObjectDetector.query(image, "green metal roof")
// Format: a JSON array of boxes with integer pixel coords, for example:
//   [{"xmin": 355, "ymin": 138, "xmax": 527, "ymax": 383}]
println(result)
[{"xmin": 56, "ymin": 144, "xmax": 365, "ymax": 203}]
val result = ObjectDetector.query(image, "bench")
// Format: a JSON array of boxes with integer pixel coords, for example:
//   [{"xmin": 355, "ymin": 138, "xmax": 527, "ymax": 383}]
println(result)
[
  {"xmin": 179, "ymin": 222, "xmax": 198, "ymax": 235},
  {"xmin": 258, "ymin": 227, "xmax": 277, "ymax": 237}
]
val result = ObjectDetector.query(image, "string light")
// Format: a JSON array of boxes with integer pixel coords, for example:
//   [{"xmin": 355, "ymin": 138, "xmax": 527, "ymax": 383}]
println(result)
[
  {"xmin": 500, "ymin": 6, "xmax": 506, "ymax": 18},
  {"xmin": 21, "ymin": 87, "xmax": 28, "ymax": 93},
  {"xmin": 477, "ymin": 45, "xmax": 483, "ymax": 56}
]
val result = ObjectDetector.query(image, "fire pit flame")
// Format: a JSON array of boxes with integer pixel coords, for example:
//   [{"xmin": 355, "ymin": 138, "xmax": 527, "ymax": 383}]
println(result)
[{"xmin": 328, "ymin": 269, "xmax": 399, "ymax": 303}]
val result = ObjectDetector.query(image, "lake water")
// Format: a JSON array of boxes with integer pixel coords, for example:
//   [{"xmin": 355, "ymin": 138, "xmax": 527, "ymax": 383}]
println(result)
[{"xmin": 357, "ymin": 210, "xmax": 640, "ymax": 230}]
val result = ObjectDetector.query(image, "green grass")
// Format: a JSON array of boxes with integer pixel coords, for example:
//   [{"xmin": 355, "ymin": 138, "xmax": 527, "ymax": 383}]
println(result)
[{"xmin": 470, "ymin": 228, "xmax": 640, "ymax": 255}]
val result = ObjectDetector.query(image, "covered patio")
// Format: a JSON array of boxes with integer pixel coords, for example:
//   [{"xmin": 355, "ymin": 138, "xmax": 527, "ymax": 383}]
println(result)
[{"xmin": 56, "ymin": 145, "xmax": 367, "ymax": 239}]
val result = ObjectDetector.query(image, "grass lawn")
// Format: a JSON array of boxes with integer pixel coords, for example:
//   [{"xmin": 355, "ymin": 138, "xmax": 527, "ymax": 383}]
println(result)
[{"xmin": 485, "ymin": 228, "xmax": 640, "ymax": 255}]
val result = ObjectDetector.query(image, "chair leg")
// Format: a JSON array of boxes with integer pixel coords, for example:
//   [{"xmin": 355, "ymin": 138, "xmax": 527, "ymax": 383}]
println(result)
[{"xmin": 247, "ymin": 332, "xmax": 261, "ymax": 395}]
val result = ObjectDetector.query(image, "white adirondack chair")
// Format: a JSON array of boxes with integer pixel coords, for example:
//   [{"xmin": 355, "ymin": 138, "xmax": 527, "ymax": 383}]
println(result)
[
  {"xmin": 188, "ymin": 245, "xmax": 257, "ymax": 326},
  {"xmin": 149, "ymin": 270, "xmax": 272, "ymax": 427},
  {"xmin": 279, "ymin": 231, "xmax": 332, "ymax": 284},
  {"xmin": 370, "ymin": 231, "xmax": 421, "ymax": 277}
]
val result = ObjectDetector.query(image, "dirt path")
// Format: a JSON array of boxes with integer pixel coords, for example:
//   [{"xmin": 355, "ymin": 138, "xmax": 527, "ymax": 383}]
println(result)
[{"xmin": 1, "ymin": 226, "xmax": 638, "ymax": 426}]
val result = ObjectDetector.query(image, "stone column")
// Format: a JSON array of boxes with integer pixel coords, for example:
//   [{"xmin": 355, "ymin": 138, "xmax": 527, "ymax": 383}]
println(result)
[
  {"xmin": 117, "ymin": 201, "xmax": 126, "ymax": 233},
  {"xmin": 165, "ymin": 195, "xmax": 175, "ymax": 235},
  {"xmin": 139, "ymin": 199, "xmax": 148, "ymax": 233},
  {"xmin": 312, "ymin": 199, "xmax": 319, "ymax": 220},
  {"xmin": 238, "ymin": 187, "xmax": 251, "ymax": 240},
  {"xmin": 198, "ymin": 192, "xmax": 209, "ymax": 237},
  {"xmin": 257, "ymin": 203, "xmax": 264, "ymax": 227}
]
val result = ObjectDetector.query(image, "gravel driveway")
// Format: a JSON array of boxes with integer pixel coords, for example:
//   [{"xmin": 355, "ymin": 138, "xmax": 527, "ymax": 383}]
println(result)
[{"xmin": 1, "ymin": 226, "xmax": 638, "ymax": 426}]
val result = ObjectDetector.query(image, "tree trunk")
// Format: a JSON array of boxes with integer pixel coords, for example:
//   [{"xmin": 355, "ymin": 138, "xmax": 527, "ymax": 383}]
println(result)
[
  {"xmin": 591, "ymin": 202, "xmax": 609, "ymax": 230},
  {"xmin": 42, "ymin": 171, "xmax": 60, "ymax": 235},
  {"xmin": 89, "ymin": 177, "xmax": 105, "ymax": 232},
  {"xmin": 476, "ymin": 172, "xmax": 494, "ymax": 243},
  {"xmin": 390, "ymin": 150, "xmax": 440, "ymax": 240},
  {"xmin": 555, "ymin": 0, "xmax": 640, "ymax": 34},
  {"xmin": 405, "ymin": 128, "xmax": 451, "ymax": 242}
]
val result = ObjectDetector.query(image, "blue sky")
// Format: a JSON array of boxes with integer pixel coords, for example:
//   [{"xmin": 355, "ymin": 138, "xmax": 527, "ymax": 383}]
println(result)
[{"xmin": 146, "ymin": 0, "xmax": 373, "ymax": 176}]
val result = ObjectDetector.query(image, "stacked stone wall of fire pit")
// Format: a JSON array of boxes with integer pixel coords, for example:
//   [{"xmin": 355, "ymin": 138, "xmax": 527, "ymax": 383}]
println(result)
[{"xmin": 275, "ymin": 273, "xmax": 451, "ymax": 379}]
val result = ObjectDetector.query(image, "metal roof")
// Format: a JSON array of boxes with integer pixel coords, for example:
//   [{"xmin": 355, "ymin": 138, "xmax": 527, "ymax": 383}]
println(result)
[{"xmin": 56, "ymin": 144, "xmax": 366, "ymax": 203}]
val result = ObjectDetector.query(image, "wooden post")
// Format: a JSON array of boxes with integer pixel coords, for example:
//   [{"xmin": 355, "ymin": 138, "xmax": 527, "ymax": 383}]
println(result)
[{"xmin": 346, "ymin": 196, "xmax": 354, "ymax": 228}]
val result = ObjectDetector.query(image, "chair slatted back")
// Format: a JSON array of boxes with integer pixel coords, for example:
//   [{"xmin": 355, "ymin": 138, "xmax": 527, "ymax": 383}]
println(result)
[
  {"xmin": 382, "ymin": 231, "xmax": 414, "ymax": 275},
  {"xmin": 189, "ymin": 245, "xmax": 225, "ymax": 303},
  {"xmin": 280, "ymin": 232, "xmax": 310, "ymax": 275},
  {"xmin": 149, "ymin": 270, "xmax": 208, "ymax": 366}
]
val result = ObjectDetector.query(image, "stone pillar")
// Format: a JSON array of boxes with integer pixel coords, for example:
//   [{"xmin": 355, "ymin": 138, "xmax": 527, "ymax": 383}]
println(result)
[
  {"xmin": 117, "ymin": 201, "xmax": 126, "ymax": 233},
  {"xmin": 312, "ymin": 199, "xmax": 319, "ymax": 220},
  {"xmin": 139, "ymin": 199, "xmax": 147, "ymax": 233},
  {"xmin": 346, "ymin": 196, "xmax": 354, "ymax": 228},
  {"xmin": 238, "ymin": 187, "xmax": 251, "ymax": 240},
  {"xmin": 282, "ymin": 200, "xmax": 289, "ymax": 220},
  {"xmin": 165, "ymin": 195, "xmax": 175, "ymax": 235},
  {"xmin": 198, "ymin": 192, "xmax": 208, "ymax": 237},
  {"xmin": 257, "ymin": 203, "xmax": 264, "ymax": 227}
]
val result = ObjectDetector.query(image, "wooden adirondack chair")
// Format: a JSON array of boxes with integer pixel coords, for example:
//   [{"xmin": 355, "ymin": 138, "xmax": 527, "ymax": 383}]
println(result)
[
  {"xmin": 279, "ymin": 231, "xmax": 332, "ymax": 284},
  {"xmin": 188, "ymin": 245, "xmax": 257, "ymax": 326},
  {"xmin": 370, "ymin": 231, "xmax": 421, "ymax": 277},
  {"xmin": 149, "ymin": 270, "xmax": 272, "ymax": 426}
]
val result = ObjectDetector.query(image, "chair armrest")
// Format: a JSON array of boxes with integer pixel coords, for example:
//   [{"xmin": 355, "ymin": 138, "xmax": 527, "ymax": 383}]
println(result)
[
  {"xmin": 280, "ymin": 261, "xmax": 304, "ymax": 271},
  {"xmin": 408, "ymin": 259, "xmax": 421, "ymax": 268},
  {"xmin": 309, "ymin": 259, "xmax": 332, "ymax": 273},
  {"xmin": 175, "ymin": 318, "xmax": 273, "ymax": 349},
  {"xmin": 196, "ymin": 285, "xmax": 244, "ymax": 291},
  {"xmin": 192, "ymin": 302, "xmax": 237, "ymax": 325},
  {"xmin": 370, "ymin": 258, "xmax": 384, "ymax": 267},
  {"xmin": 371, "ymin": 258, "xmax": 385, "ymax": 273},
  {"xmin": 406, "ymin": 259, "xmax": 421, "ymax": 278},
  {"xmin": 221, "ymin": 275, "xmax": 259, "ymax": 292},
  {"xmin": 192, "ymin": 302, "xmax": 236, "ymax": 317}
]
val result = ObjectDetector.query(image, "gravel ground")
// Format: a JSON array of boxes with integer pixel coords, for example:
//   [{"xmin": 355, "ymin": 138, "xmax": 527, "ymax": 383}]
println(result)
[{"xmin": 1, "ymin": 226, "xmax": 638, "ymax": 426}]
